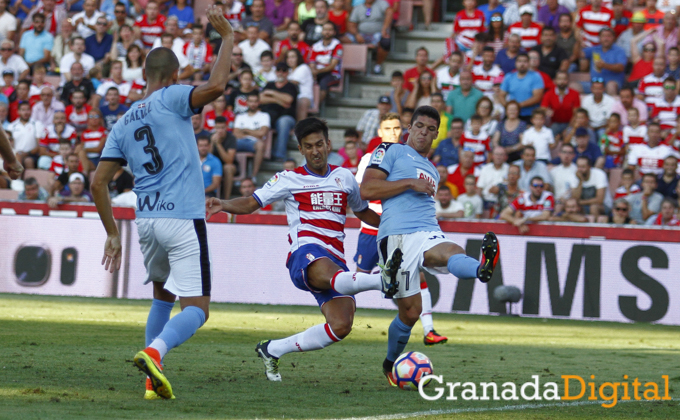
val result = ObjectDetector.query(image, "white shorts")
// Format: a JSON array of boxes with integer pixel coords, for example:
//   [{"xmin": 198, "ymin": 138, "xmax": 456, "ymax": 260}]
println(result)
[
  {"xmin": 378, "ymin": 231, "xmax": 454, "ymax": 299},
  {"xmin": 136, "ymin": 218, "xmax": 212, "ymax": 298}
]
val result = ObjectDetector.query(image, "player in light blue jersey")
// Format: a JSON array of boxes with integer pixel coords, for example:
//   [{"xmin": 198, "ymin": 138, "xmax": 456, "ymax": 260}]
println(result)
[
  {"xmin": 361, "ymin": 106, "xmax": 501, "ymax": 387},
  {"xmin": 91, "ymin": 6, "xmax": 235, "ymax": 400}
]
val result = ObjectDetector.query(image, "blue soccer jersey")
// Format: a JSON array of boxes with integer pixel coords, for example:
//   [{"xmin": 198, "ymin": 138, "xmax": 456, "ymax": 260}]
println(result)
[
  {"xmin": 367, "ymin": 143, "xmax": 440, "ymax": 240},
  {"xmin": 101, "ymin": 85, "xmax": 205, "ymax": 219}
]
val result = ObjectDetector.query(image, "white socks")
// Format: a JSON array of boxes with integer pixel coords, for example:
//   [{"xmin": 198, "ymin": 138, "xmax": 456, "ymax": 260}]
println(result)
[
  {"xmin": 331, "ymin": 271, "xmax": 382, "ymax": 295},
  {"xmin": 148, "ymin": 338, "xmax": 169, "ymax": 360},
  {"xmin": 420, "ymin": 286, "xmax": 434, "ymax": 335},
  {"xmin": 267, "ymin": 323, "xmax": 341, "ymax": 358}
]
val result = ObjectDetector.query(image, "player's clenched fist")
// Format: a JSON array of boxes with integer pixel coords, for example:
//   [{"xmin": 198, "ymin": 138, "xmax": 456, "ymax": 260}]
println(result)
[
  {"xmin": 410, "ymin": 178, "xmax": 435, "ymax": 196},
  {"xmin": 206, "ymin": 5, "xmax": 233, "ymax": 38}
]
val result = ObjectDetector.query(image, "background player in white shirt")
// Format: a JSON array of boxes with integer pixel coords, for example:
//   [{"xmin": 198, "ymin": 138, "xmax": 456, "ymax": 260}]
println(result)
[
  {"xmin": 206, "ymin": 118, "xmax": 401, "ymax": 382},
  {"xmin": 91, "ymin": 6, "xmax": 235, "ymax": 400}
]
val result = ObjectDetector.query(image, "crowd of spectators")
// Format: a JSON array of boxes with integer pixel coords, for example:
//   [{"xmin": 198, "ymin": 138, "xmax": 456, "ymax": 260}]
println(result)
[{"xmin": 0, "ymin": 0, "xmax": 678, "ymax": 228}]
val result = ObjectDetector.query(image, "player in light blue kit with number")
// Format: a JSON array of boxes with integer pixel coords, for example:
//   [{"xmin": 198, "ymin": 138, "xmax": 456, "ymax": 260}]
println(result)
[
  {"xmin": 91, "ymin": 6, "xmax": 234, "ymax": 400},
  {"xmin": 360, "ymin": 106, "xmax": 501, "ymax": 386}
]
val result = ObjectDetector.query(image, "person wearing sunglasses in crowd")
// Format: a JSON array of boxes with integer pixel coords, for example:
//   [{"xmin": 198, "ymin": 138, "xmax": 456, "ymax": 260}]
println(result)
[
  {"xmin": 597, "ymin": 198, "xmax": 637, "ymax": 225},
  {"xmin": 500, "ymin": 175, "xmax": 554, "ymax": 234}
]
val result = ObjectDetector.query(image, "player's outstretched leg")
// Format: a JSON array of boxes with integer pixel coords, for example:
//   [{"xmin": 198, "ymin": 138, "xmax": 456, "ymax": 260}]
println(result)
[
  {"xmin": 331, "ymin": 248, "xmax": 402, "ymax": 298},
  {"xmin": 419, "ymin": 275, "xmax": 448, "ymax": 346},
  {"xmin": 134, "ymin": 303, "xmax": 207, "ymax": 399},
  {"xmin": 256, "ymin": 298, "xmax": 354, "ymax": 381},
  {"xmin": 444, "ymin": 232, "xmax": 500, "ymax": 283},
  {"xmin": 477, "ymin": 232, "xmax": 500, "ymax": 283}
]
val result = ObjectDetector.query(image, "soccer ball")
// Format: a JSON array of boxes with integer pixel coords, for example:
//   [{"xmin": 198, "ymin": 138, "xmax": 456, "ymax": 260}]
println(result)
[{"xmin": 392, "ymin": 351, "xmax": 434, "ymax": 390}]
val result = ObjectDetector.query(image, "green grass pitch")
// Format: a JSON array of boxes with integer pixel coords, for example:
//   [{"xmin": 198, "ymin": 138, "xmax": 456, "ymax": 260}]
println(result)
[{"xmin": 0, "ymin": 293, "xmax": 678, "ymax": 419}]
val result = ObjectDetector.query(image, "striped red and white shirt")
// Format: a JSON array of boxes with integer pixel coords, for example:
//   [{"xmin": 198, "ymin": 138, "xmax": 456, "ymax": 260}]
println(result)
[
  {"xmin": 510, "ymin": 190, "xmax": 555, "ymax": 219},
  {"xmin": 134, "ymin": 14, "xmax": 167, "ymax": 48},
  {"xmin": 81, "ymin": 127, "xmax": 106, "ymax": 159},
  {"xmin": 460, "ymin": 130, "xmax": 491, "ymax": 167},
  {"xmin": 663, "ymin": 132, "xmax": 680, "ymax": 152},
  {"xmin": 623, "ymin": 124, "xmax": 647, "ymax": 146},
  {"xmin": 471, "ymin": 64, "xmax": 504, "ymax": 93},
  {"xmin": 253, "ymin": 165, "xmax": 368, "ymax": 263},
  {"xmin": 637, "ymin": 74, "xmax": 665, "ymax": 106},
  {"xmin": 614, "ymin": 184, "xmax": 641, "ymax": 199},
  {"xmin": 204, "ymin": 109, "xmax": 235, "ymax": 132},
  {"xmin": 355, "ymin": 152, "xmax": 380, "ymax": 236},
  {"xmin": 576, "ymin": 6, "xmax": 614, "ymax": 47},
  {"xmin": 627, "ymin": 143, "xmax": 680, "ymax": 175},
  {"xmin": 649, "ymin": 96, "xmax": 680, "ymax": 131},
  {"xmin": 40, "ymin": 124, "xmax": 77, "ymax": 153},
  {"xmin": 183, "ymin": 41, "xmax": 214, "ymax": 69},
  {"xmin": 454, "ymin": 10, "xmax": 486, "ymax": 51},
  {"xmin": 225, "ymin": 1, "xmax": 245, "ymax": 27},
  {"xmin": 507, "ymin": 22, "xmax": 543, "ymax": 49},
  {"xmin": 309, "ymin": 39, "xmax": 343, "ymax": 78}
]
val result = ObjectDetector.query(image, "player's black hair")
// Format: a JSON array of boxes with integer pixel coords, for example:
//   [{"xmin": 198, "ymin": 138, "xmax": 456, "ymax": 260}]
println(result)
[
  {"xmin": 145, "ymin": 47, "xmax": 179, "ymax": 82},
  {"xmin": 295, "ymin": 117, "xmax": 329, "ymax": 145},
  {"xmin": 410, "ymin": 105, "xmax": 440, "ymax": 127}
]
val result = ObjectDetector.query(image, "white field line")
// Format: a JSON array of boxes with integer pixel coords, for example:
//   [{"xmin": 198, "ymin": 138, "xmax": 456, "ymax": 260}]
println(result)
[{"xmin": 329, "ymin": 399, "xmax": 650, "ymax": 420}]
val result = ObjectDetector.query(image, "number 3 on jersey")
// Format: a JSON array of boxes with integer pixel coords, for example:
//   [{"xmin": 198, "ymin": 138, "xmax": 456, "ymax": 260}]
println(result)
[{"xmin": 135, "ymin": 126, "xmax": 164, "ymax": 175}]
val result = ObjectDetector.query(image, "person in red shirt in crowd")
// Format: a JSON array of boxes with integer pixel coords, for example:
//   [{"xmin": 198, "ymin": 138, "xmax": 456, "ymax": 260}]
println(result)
[
  {"xmin": 275, "ymin": 21, "xmax": 310, "ymax": 62},
  {"xmin": 600, "ymin": 112, "xmax": 625, "ymax": 168},
  {"xmin": 508, "ymin": 6, "xmax": 543, "ymax": 50},
  {"xmin": 663, "ymin": 114, "xmax": 680, "ymax": 152},
  {"xmin": 653, "ymin": 198, "xmax": 680, "ymax": 225},
  {"xmin": 64, "ymin": 90, "xmax": 91, "ymax": 134},
  {"xmin": 134, "ymin": 1, "xmax": 167, "ymax": 50},
  {"xmin": 341, "ymin": 140, "xmax": 360, "ymax": 174},
  {"xmin": 329, "ymin": 0, "xmax": 349, "ymax": 40},
  {"xmin": 611, "ymin": 0, "xmax": 632, "ymax": 38},
  {"xmin": 629, "ymin": 42, "xmax": 658, "ymax": 84},
  {"xmin": 446, "ymin": 148, "xmax": 478, "ymax": 195},
  {"xmin": 81, "ymin": 108, "xmax": 106, "ymax": 168},
  {"xmin": 309, "ymin": 21, "xmax": 342, "ymax": 105},
  {"xmin": 641, "ymin": 0, "xmax": 664, "ymax": 30},
  {"xmin": 184, "ymin": 25, "xmax": 214, "ymax": 82},
  {"xmin": 204, "ymin": 94, "xmax": 234, "ymax": 132},
  {"xmin": 453, "ymin": 0, "xmax": 486, "ymax": 52},
  {"xmin": 471, "ymin": 46, "xmax": 504, "ymax": 94},
  {"xmin": 38, "ymin": 111, "xmax": 77, "ymax": 169},
  {"xmin": 500, "ymin": 175, "xmax": 554, "ymax": 234},
  {"xmin": 541, "ymin": 70, "xmax": 580, "ymax": 141},
  {"xmin": 403, "ymin": 47, "xmax": 435, "ymax": 91},
  {"xmin": 576, "ymin": 0, "xmax": 614, "ymax": 47},
  {"xmin": 8, "ymin": 80, "xmax": 31, "ymax": 122}
]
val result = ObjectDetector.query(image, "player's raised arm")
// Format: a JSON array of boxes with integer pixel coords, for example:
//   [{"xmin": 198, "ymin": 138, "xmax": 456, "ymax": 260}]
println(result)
[
  {"xmin": 360, "ymin": 167, "xmax": 434, "ymax": 200},
  {"xmin": 190, "ymin": 6, "xmax": 234, "ymax": 109},
  {"xmin": 206, "ymin": 196, "xmax": 261, "ymax": 219}
]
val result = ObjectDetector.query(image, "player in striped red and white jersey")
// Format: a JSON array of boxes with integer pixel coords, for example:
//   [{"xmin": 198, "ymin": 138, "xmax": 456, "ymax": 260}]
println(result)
[
  {"xmin": 223, "ymin": 0, "xmax": 245, "ymax": 30},
  {"xmin": 471, "ymin": 47, "xmax": 504, "ymax": 94},
  {"xmin": 636, "ymin": 58, "xmax": 667, "ymax": 107},
  {"xmin": 453, "ymin": 0, "xmax": 486, "ymax": 52},
  {"xmin": 627, "ymin": 122, "xmax": 680, "ymax": 176},
  {"xmin": 460, "ymin": 115, "xmax": 491, "ymax": 167},
  {"xmin": 207, "ymin": 118, "xmax": 402, "ymax": 382},
  {"xmin": 500, "ymin": 176, "xmax": 554, "ymax": 233},
  {"xmin": 576, "ymin": 0, "xmax": 614, "ymax": 47},
  {"xmin": 649, "ymin": 77, "xmax": 680, "ymax": 132}
]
